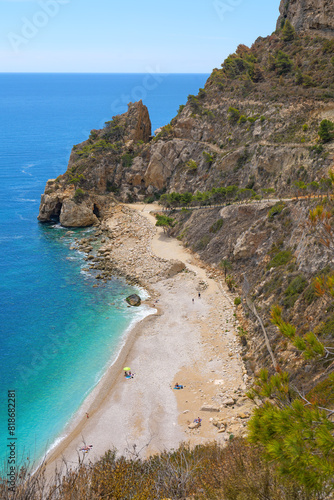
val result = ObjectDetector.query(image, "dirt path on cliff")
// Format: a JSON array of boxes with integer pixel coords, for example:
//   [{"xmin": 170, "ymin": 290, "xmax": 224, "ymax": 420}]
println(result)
[{"xmin": 44, "ymin": 203, "xmax": 252, "ymax": 477}]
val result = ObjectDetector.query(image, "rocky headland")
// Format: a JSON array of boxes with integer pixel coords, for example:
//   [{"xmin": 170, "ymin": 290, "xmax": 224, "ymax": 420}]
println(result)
[{"xmin": 38, "ymin": 3, "xmax": 334, "ymax": 228}]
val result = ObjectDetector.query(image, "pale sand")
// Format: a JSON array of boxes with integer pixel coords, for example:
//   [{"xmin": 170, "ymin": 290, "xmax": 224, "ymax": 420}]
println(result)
[{"xmin": 44, "ymin": 203, "xmax": 251, "ymax": 476}]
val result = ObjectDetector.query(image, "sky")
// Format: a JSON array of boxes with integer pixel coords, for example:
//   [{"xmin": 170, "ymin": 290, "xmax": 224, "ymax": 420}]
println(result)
[{"xmin": 0, "ymin": 0, "xmax": 279, "ymax": 73}]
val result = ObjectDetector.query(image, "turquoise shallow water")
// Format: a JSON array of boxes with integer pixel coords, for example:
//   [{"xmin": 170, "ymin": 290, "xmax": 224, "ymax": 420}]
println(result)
[{"xmin": 0, "ymin": 73, "xmax": 208, "ymax": 466}]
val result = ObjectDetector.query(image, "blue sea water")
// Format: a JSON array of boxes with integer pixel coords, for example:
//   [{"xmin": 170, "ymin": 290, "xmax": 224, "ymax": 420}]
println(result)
[{"xmin": 0, "ymin": 73, "xmax": 208, "ymax": 467}]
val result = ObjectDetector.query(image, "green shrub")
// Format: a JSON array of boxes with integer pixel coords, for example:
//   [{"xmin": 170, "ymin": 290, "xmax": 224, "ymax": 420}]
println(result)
[
  {"xmin": 268, "ymin": 202, "xmax": 285, "ymax": 219},
  {"xmin": 238, "ymin": 115, "xmax": 247, "ymax": 124},
  {"xmin": 225, "ymin": 275, "xmax": 236, "ymax": 291},
  {"xmin": 309, "ymin": 144, "xmax": 324, "ymax": 154},
  {"xmin": 103, "ymin": 118, "xmax": 124, "ymax": 141},
  {"xmin": 198, "ymin": 87, "xmax": 206, "ymax": 99},
  {"xmin": 188, "ymin": 94, "xmax": 201, "ymax": 114},
  {"xmin": 284, "ymin": 275, "xmax": 307, "ymax": 308},
  {"xmin": 89, "ymin": 129, "xmax": 99, "ymax": 140},
  {"xmin": 315, "ymin": 313, "xmax": 334, "ymax": 339},
  {"xmin": 228, "ymin": 106, "xmax": 241, "ymax": 124},
  {"xmin": 302, "ymin": 74, "xmax": 315, "ymax": 87},
  {"xmin": 186, "ymin": 159, "xmax": 198, "ymax": 170},
  {"xmin": 304, "ymin": 282, "xmax": 318, "ymax": 305},
  {"xmin": 180, "ymin": 192, "xmax": 193, "ymax": 206},
  {"xmin": 234, "ymin": 297, "xmax": 241, "ymax": 306},
  {"xmin": 318, "ymin": 119, "xmax": 334, "ymax": 143},
  {"xmin": 203, "ymin": 151, "xmax": 215, "ymax": 165},
  {"xmin": 267, "ymin": 250, "xmax": 292, "ymax": 269},
  {"xmin": 73, "ymin": 188, "xmax": 85, "ymax": 203},
  {"xmin": 323, "ymin": 39, "xmax": 334, "ymax": 54},
  {"xmin": 121, "ymin": 152, "xmax": 135, "ymax": 168}
]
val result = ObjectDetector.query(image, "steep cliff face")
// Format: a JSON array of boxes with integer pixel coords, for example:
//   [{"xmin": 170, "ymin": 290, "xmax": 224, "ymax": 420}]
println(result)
[
  {"xmin": 277, "ymin": 0, "xmax": 334, "ymax": 37},
  {"xmin": 169, "ymin": 199, "xmax": 332, "ymax": 387},
  {"xmin": 38, "ymin": 100, "xmax": 151, "ymax": 226}
]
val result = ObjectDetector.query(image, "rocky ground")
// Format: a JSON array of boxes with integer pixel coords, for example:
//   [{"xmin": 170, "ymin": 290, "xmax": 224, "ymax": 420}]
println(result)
[{"xmin": 72, "ymin": 204, "xmax": 186, "ymax": 288}]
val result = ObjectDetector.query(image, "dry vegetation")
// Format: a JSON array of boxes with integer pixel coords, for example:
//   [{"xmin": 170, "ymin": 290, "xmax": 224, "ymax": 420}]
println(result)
[{"xmin": 0, "ymin": 439, "xmax": 314, "ymax": 500}]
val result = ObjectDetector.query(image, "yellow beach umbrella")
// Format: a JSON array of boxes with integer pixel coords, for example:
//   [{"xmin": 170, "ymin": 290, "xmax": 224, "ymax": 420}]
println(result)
[{"xmin": 123, "ymin": 367, "xmax": 131, "ymax": 371}]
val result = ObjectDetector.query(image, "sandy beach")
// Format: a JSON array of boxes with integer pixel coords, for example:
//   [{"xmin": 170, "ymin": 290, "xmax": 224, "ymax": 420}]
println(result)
[{"xmin": 44, "ymin": 203, "xmax": 254, "ymax": 476}]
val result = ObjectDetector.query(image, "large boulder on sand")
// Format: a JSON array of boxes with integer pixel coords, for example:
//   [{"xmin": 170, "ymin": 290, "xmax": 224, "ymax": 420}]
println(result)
[{"xmin": 165, "ymin": 260, "xmax": 186, "ymax": 278}]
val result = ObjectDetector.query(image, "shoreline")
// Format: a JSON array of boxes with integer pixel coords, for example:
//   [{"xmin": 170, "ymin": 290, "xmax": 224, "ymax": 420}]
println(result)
[
  {"xmin": 44, "ymin": 203, "xmax": 254, "ymax": 478},
  {"xmin": 43, "ymin": 302, "xmax": 159, "ymax": 472}
]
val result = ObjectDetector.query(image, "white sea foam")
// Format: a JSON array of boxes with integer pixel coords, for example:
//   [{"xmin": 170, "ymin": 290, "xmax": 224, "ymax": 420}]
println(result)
[
  {"xmin": 0, "ymin": 235, "xmax": 24, "ymax": 241},
  {"xmin": 14, "ymin": 198, "xmax": 37, "ymax": 202}
]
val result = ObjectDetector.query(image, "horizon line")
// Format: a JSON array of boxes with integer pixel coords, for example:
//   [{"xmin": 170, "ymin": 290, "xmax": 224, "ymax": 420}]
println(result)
[{"xmin": 0, "ymin": 71, "xmax": 212, "ymax": 75}]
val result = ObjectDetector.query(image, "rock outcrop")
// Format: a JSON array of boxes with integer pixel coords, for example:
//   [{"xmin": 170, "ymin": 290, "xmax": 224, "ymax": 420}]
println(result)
[
  {"xmin": 38, "ymin": 101, "xmax": 151, "ymax": 227},
  {"xmin": 125, "ymin": 100, "xmax": 151, "ymax": 143},
  {"xmin": 277, "ymin": 0, "xmax": 334, "ymax": 37},
  {"xmin": 125, "ymin": 294, "xmax": 141, "ymax": 306}
]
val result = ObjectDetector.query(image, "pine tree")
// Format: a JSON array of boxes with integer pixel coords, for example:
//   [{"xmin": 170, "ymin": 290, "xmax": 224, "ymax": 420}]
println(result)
[
  {"xmin": 318, "ymin": 119, "xmax": 334, "ymax": 143},
  {"xmin": 281, "ymin": 19, "xmax": 295, "ymax": 42}
]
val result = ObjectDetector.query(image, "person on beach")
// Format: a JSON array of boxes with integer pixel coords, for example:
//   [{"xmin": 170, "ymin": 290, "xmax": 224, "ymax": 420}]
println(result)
[
  {"xmin": 174, "ymin": 382, "xmax": 183, "ymax": 389},
  {"xmin": 194, "ymin": 417, "xmax": 202, "ymax": 424},
  {"xmin": 79, "ymin": 445, "xmax": 93, "ymax": 452},
  {"xmin": 192, "ymin": 298, "xmax": 194, "ymax": 304},
  {"xmin": 198, "ymin": 292, "xmax": 201, "ymax": 299},
  {"xmin": 86, "ymin": 412, "xmax": 89, "ymax": 419}
]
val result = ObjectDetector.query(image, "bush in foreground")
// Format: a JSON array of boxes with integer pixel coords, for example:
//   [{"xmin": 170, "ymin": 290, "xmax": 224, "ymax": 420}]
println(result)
[{"xmin": 0, "ymin": 439, "xmax": 313, "ymax": 499}]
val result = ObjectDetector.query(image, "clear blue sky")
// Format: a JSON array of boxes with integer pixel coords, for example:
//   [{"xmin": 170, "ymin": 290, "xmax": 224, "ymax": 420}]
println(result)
[{"xmin": 1, "ymin": 0, "xmax": 279, "ymax": 73}]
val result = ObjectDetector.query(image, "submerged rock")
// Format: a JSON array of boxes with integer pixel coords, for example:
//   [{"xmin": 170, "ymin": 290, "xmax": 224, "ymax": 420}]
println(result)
[{"xmin": 125, "ymin": 294, "xmax": 141, "ymax": 306}]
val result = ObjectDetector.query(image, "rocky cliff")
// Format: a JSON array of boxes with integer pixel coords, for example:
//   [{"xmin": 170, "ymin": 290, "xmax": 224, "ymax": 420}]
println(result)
[
  {"xmin": 38, "ymin": 8, "xmax": 334, "ymax": 226},
  {"xmin": 277, "ymin": 0, "xmax": 334, "ymax": 37},
  {"xmin": 37, "ymin": 100, "xmax": 152, "ymax": 226}
]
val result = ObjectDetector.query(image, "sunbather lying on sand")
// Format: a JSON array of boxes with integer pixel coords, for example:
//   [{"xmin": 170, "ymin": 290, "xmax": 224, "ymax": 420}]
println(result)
[{"xmin": 79, "ymin": 445, "xmax": 93, "ymax": 452}]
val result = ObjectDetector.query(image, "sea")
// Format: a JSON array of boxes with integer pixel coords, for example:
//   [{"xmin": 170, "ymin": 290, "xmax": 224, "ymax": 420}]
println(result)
[{"xmin": 0, "ymin": 73, "xmax": 208, "ymax": 468}]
